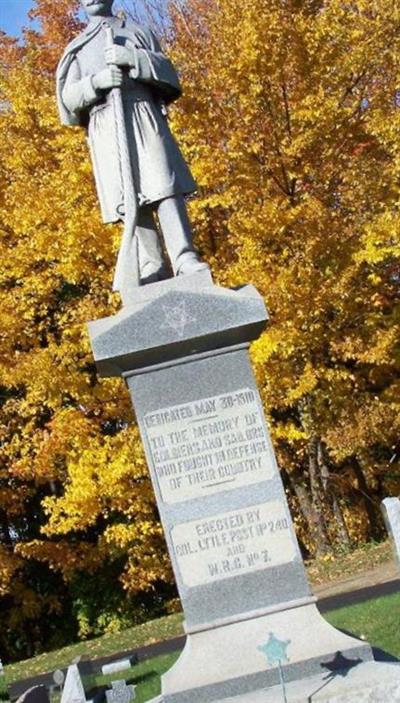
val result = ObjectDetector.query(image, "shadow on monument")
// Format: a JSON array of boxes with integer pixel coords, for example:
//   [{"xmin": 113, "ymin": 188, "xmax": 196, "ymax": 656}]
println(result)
[
  {"xmin": 306, "ymin": 651, "xmax": 363, "ymax": 701},
  {"xmin": 306, "ymin": 646, "xmax": 400, "ymax": 702}
]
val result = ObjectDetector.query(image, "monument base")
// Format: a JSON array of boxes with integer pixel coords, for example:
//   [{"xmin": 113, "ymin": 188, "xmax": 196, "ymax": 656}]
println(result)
[
  {"xmin": 149, "ymin": 662, "xmax": 400, "ymax": 703},
  {"xmin": 217, "ymin": 662, "xmax": 400, "ymax": 702},
  {"xmin": 156, "ymin": 602, "xmax": 371, "ymax": 703}
]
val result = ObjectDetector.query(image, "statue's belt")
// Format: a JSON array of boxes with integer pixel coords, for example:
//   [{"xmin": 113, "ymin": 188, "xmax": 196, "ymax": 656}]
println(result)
[{"xmin": 90, "ymin": 81, "xmax": 153, "ymax": 117}]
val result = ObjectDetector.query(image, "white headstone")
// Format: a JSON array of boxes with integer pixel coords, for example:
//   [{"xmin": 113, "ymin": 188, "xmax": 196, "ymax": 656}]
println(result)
[
  {"xmin": 53, "ymin": 669, "xmax": 65, "ymax": 688},
  {"xmin": 105, "ymin": 680, "xmax": 136, "ymax": 703},
  {"xmin": 60, "ymin": 664, "xmax": 86, "ymax": 703},
  {"xmin": 101, "ymin": 659, "xmax": 132, "ymax": 676},
  {"xmin": 0, "ymin": 659, "xmax": 4, "ymax": 676},
  {"xmin": 382, "ymin": 497, "xmax": 400, "ymax": 566}
]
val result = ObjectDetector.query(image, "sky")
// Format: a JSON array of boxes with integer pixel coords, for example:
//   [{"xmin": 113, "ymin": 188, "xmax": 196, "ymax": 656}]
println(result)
[
  {"xmin": 0, "ymin": 0, "xmax": 35, "ymax": 36},
  {"xmin": 0, "ymin": 1, "xmax": 167, "ymax": 36}
]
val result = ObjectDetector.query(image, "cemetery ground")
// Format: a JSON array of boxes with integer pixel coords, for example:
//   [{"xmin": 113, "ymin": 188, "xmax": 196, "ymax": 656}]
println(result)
[{"xmin": 1, "ymin": 540, "xmax": 398, "ymax": 702}]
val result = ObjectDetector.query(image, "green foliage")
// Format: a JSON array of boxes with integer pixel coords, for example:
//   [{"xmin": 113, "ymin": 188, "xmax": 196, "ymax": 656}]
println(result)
[
  {"xmin": 4, "ymin": 613, "xmax": 184, "ymax": 684},
  {"xmin": 70, "ymin": 568, "xmax": 178, "ymax": 640},
  {"xmin": 168, "ymin": 0, "xmax": 400, "ymax": 553}
]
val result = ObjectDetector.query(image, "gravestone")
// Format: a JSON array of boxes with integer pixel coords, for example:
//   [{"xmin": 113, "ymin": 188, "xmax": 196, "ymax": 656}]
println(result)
[
  {"xmin": 53, "ymin": 670, "xmax": 65, "ymax": 688},
  {"xmin": 102, "ymin": 659, "xmax": 133, "ymax": 676},
  {"xmin": 381, "ymin": 496, "xmax": 400, "ymax": 567},
  {"xmin": 105, "ymin": 680, "xmax": 136, "ymax": 703},
  {"xmin": 88, "ymin": 272, "xmax": 375, "ymax": 702},
  {"xmin": 60, "ymin": 664, "xmax": 86, "ymax": 703},
  {"xmin": 48, "ymin": 669, "xmax": 65, "ymax": 699},
  {"xmin": 16, "ymin": 686, "xmax": 49, "ymax": 703}
]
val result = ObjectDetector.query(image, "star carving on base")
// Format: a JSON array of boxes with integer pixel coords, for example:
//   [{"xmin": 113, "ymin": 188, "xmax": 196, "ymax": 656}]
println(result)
[{"xmin": 161, "ymin": 301, "xmax": 196, "ymax": 338}]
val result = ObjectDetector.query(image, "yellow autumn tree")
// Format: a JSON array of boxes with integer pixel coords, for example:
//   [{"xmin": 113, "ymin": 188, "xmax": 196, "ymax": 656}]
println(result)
[
  {"xmin": 1, "ymin": 0, "xmax": 400, "ymax": 660},
  {"xmin": 167, "ymin": 0, "xmax": 400, "ymax": 553},
  {"xmin": 0, "ymin": 0, "xmax": 174, "ymax": 658}
]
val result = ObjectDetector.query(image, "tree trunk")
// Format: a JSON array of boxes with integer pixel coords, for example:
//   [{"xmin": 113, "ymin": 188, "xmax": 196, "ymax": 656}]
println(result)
[
  {"xmin": 349, "ymin": 457, "xmax": 382, "ymax": 541},
  {"xmin": 291, "ymin": 475, "xmax": 331, "ymax": 557},
  {"xmin": 307, "ymin": 435, "xmax": 332, "ymax": 555},
  {"xmin": 318, "ymin": 442, "xmax": 351, "ymax": 547},
  {"xmin": 0, "ymin": 509, "xmax": 13, "ymax": 546}
]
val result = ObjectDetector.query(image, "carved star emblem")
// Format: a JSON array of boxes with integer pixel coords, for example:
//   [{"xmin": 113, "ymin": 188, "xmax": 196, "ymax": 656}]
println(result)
[
  {"xmin": 257, "ymin": 632, "xmax": 291, "ymax": 666},
  {"xmin": 161, "ymin": 301, "xmax": 196, "ymax": 338}
]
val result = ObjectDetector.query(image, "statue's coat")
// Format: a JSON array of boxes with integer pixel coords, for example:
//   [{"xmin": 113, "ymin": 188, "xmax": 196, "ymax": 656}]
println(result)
[{"xmin": 56, "ymin": 17, "xmax": 196, "ymax": 223}]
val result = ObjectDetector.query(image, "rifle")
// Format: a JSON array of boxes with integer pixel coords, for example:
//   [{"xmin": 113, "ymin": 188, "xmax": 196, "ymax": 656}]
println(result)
[{"xmin": 103, "ymin": 21, "xmax": 140, "ymax": 297}]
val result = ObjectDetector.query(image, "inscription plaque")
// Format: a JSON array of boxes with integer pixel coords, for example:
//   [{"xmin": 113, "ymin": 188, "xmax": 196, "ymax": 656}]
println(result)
[
  {"xmin": 144, "ymin": 389, "xmax": 275, "ymax": 504},
  {"xmin": 171, "ymin": 501, "xmax": 296, "ymax": 587}
]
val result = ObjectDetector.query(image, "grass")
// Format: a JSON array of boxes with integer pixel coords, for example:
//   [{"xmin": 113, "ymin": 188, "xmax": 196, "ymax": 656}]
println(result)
[
  {"xmin": 4, "ymin": 613, "xmax": 185, "ymax": 686},
  {"xmin": 48, "ymin": 652, "xmax": 181, "ymax": 703},
  {"xmin": 325, "ymin": 591, "xmax": 400, "ymax": 659},
  {"xmin": 87, "ymin": 654, "xmax": 180, "ymax": 703},
  {"xmin": 0, "ymin": 679, "xmax": 8, "ymax": 702}
]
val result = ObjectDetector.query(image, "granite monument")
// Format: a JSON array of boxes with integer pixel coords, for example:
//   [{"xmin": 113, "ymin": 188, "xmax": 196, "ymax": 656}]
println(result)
[
  {"xmin": 87, "ymin": 272, "xmax": 381, "ymax": 702},
  {"xmin": 57, "ymin": 1, "xmax": 400, "ymax": 701}
]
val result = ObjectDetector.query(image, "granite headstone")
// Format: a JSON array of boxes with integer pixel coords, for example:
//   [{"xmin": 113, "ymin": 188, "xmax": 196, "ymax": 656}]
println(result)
[{"xmin": 105, "ymin": 680, "xmax": 136, "ymax": 703}]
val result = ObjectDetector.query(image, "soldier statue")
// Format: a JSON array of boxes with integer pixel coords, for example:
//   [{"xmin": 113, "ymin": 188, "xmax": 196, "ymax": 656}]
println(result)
[{"xmin": 56, "ymin": 0, "xmax": 209, "ymax": 298}]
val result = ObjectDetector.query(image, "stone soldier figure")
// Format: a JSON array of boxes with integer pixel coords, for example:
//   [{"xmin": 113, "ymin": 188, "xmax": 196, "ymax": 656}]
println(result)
[{"xmin": 56, "ymin": 0, "xmax": 208, "ymax": 297}]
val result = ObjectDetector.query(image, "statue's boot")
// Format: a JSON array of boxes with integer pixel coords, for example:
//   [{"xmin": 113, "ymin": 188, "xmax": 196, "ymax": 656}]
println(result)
[
  {"xmin": 176, "ymin": 255, "xmax": 210, "ymax": 276},
  {"xmin": 156, "ymin": 195, "xmax": 210, "ymax": 276},
  {"xmin": 137, "ymin": 205, "xmax": 166, "ymax": 284}
]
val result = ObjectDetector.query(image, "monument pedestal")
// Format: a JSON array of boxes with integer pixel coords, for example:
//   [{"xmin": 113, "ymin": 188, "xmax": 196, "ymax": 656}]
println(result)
[
  {"xmin": 186, "ymin": 662, "xmax": 400, "ymax": 702},
  {"xmin": 89, "ymin": 273, "xmax": 375, "ymax": 703},
  {"xmin": 159, "ymin": 603, "xmax": 372, "ymax": 702}
]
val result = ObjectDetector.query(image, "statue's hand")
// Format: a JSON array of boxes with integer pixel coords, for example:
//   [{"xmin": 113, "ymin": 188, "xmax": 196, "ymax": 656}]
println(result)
[
  {"xmin": 92, "ymin": 67, "xmax": 124, "ymax": 91},
  {"xmin": 105, "ymin": 45, "xmax": 136, "ymax": 68}
]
